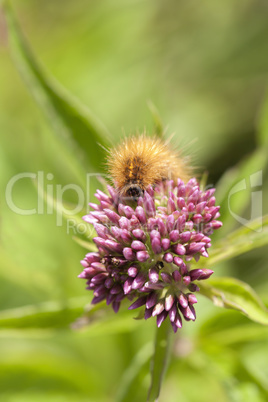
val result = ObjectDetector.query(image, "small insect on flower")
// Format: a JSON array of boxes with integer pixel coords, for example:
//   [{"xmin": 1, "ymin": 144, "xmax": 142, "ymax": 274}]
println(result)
[{"xmin": 107, "ymin": 134, "xmax": 190, "ymax": 200}]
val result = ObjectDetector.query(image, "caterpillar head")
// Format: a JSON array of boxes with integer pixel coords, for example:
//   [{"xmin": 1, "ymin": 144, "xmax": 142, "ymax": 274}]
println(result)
[{"xmin": 121, "ymin": 183, "xmax": 144, "ymax": 201}]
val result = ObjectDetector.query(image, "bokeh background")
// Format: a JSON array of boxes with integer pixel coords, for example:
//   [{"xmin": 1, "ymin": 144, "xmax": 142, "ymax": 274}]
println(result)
[{"xmin": 0, "ymin": 1, "xmax": 268, "ymax": 401}]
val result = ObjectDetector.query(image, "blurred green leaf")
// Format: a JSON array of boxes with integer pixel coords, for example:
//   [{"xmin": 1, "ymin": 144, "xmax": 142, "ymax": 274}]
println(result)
[
  {"xmin": 200, "ymin": 171, "xmax": 209, "ymax": 191},
  {"xmin": 200, "ymin": 215, "xmax": 268, "ymax": 268},
  {"xmin": 228, "ymin": 382, "xmax": 266, "ymax": 402},
  {"xmin": 199, "ymin": 277, "xmax": 268, "ymax": 325},
  {"xmin": 72, "ymin": 236, "xmax": 96, "ymax": 251},
  {"xmin": 147, "ymin": 319, "xmax": 172, "ymax": 402},
  {"xmin": 226, "ymin": 215, "xmax": 268, "ymax": 240},
  {"xmin": 147, "ymin": 101, "xmax": 164, "ymax": 138},
  {"xmin": 0, "ymin": 337, "xmax": 102, "ymax": 397},
  {"xmin": 33, "ymin": 178, "xmax": 93, "ymax": 240},
  {"xmin": 214, "ymin": 148, "xmax": 267, "ymax": 236},
  {"xmin": 115, "ymin": 342, "xmax": 153, "ymax": 402},
  {"xmin": 3, "ymin": 1, "xmax": 111, "ymax": 186},
  {"xmin": 257, "ymin": 89, "xmax": 268, "ymax": 147},
  {"xmin": 206, "ymin": 323, "xmax": 268, "ymax": 346},
  {"xmin": 0, "ymin": 393, "xmax": 95, "ymax": 402},
  {"xmin": 77, "ymin": 308, "xmax": 143, "ymax": 337},
  {"xmin": 0, "ymin": 297, "xmax": 99, "ymax": 329},
  {"xmin": 200, "ymin": 311, "xmax": 268, "ymax": 346},
  {"xmin": 241, "ymin": 344, "xmax": 268, "ymax": 392},
  {"xmin": 0, "ymin": 298, "xmax": 144, "ymax": 337}
]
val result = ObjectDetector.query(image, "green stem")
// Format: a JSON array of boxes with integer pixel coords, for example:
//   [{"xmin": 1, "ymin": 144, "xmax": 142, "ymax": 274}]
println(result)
[{"xmin": 147, "ymin": 319, "xmax": 173, "ymax": 401}]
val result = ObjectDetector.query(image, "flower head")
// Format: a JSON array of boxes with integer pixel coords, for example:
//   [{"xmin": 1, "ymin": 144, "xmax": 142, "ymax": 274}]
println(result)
[{"xmin": 79, "ymin": 178, "xmax": 222, "ymax": 332}]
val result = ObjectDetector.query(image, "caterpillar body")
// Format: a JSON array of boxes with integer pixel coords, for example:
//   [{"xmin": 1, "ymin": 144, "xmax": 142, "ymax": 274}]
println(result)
[{"xmin": 107, "ymin": 134, "xmax": 190, "ymax": 199}]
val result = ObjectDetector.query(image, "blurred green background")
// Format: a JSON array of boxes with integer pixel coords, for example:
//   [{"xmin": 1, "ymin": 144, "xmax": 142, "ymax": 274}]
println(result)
[{"xmin": 0, "ymin": 1, "xmax": 268, "ymax": 401}]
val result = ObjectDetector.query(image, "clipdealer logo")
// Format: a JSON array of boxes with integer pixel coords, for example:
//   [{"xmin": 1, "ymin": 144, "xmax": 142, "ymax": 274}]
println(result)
[
  {"xmin": 228, "ymin": 170, "xmax": 263, "ymax": 232},
  {"xmin": 5, "ymin": 170, "xmax": 264, "ymax": 233},
  {"xmin": 4, "ymin": 171, "xmax": 103, "ymax": 235}
]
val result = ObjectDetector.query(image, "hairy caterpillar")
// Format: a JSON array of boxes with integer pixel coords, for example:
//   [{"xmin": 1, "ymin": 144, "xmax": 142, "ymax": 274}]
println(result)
[{"xmin": 107, "ymin": 134, "xmax": 190, "ymax": 199}]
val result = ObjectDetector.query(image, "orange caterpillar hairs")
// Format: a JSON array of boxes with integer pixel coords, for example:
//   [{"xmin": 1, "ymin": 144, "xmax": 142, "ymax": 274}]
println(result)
[{"xmin": 107, "ymin": 134, "xmax": 191, "ymax": 199}]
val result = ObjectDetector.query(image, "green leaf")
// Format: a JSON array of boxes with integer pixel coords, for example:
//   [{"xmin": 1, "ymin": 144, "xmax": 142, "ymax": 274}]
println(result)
[
  {"xmin": 201, "ymin": 215, "xmax": 268, "ymax": 268},
  {"xmin": 3, "ymin": 2, "xmax": 111, "ymax": 184},
  {"xmin": 206, "ymin": 323, "xmax": 268, "ymax": 346},
  {"xmin": 0, "ymin": 337, "xmax": 103, "ymax": 397},
  {"xmin": 72, "ymin": 236, "xmax": 96, "ymax": 251},
  {"xmin": 214, "ymin": 147, "xmax": 267, "ymax": 236},
  {"xmin": 147, "ymin": 319, "xmax": 173, "ymax": 402},
  {"xmin": 77, "ymin": 306, "xmax": 143, "ymax": 336},
  {"xmin": 33, "ymin": 177, "xmax": 94, "ymax": 241},
  {"xmin": 0, "ymin": 297, "xmax": 102, "ymax": 329},
  {"xmin": 257, "ymin": 89, "xmax": 268, "ymax": 147},
  {"xmin": 115, "ymin": 342, "xmax": 153, "ymax": 402},
  {"xmin": 0, "ymin": 392, "xmax": 95, "ymax": 402},
  {"xmin": 199, "ymin": 170, "xmax": 209, "ymax": 191},
  {"xmin": 0, "ymin": 298, "xmax": 145, "ymax": 337},
  {"xmin": 241, "ymin": 343, "xmax": 268, "ymax": 392},
  {"xmin": 227, "ymin": 214, "xmax": 268, "ymax": 240},
  {"xmin": 199, "ymin": 277, "xmax": 268, "ymax": 325},
  {"xmin": 200, "ymin": 311, "xmax": 268, "ymax": 345},
  {"xmin": 147, "ymin": 101, "xmax": 164, "ymax": 138}
]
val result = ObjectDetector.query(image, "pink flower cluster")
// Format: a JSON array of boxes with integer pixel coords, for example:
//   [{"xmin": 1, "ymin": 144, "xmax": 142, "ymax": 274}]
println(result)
[{"xmin": 79, "ymin": 178, "xmax": 222, "ymax": 332}]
